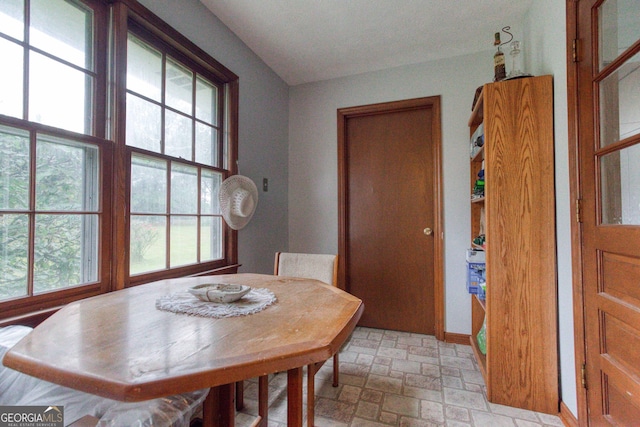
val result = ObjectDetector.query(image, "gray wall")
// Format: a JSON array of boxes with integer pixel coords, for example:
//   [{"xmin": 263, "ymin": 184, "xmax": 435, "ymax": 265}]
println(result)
[{"xmin": 137, "ymin": 0, "xmax": 290, "ymax": 275}]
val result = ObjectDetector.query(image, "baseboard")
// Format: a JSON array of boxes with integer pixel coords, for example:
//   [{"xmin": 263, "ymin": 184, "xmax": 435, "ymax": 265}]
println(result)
[
  {"xmin": 559, "ymin": 401, "xmax": 578, "ymax": 427},
  {"xmin": 444, "ymin": 332, "xmax": 470, "ymax": 345}
]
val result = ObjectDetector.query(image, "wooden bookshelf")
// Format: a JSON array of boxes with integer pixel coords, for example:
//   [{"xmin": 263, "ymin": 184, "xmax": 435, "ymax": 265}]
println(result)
[{"xmin": 467, "ymin": 75, "xmax": 558, "ymax": 414}]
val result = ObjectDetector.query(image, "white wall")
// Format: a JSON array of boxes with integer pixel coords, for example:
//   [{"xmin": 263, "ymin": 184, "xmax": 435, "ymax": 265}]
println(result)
[
  {"xmin": 137, "ymin": 0, "xmax": 290, "ymax": 274},
  {"xmin": 289, "ymin": 51, "xmax": 494, "ymax": 334},
  {"xmin": 524, "ymin": 0, "xmax": 577, "ymax": 416}
]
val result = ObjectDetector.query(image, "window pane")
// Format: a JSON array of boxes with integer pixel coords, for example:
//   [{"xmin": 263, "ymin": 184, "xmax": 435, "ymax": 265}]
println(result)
[
  {"xmin": 127, "ymin": 34, "xmax": 162, "ymax": 102},
  {"xmin": 196, "ymin": 76, "xmax": 217, "ymax": 124},
  {"xmin": 599, "ymin": 0, "xmax": 640, "ymax": 70},
  {"xmin": 599, "ymin": 52, "xmax": 640, "ymax": 147},
  {"xmin": 130, "ymin": 215, "xmax": 166, "ymax": 274},
  {"xmin": 30, "ymin": 0, "xmax": 93, "ymax": 69},
  {"xmin": 165, "ymin": 110, "xmax": 192, "ymax": 160},
  {"xmin": 0, "ymin": 214, "xmax": 29, "ymax": 298},
  {"xmin": 195, "ymin": 122, "xmax": 218, "ymax": 166},
  {"xmin": 201, "ymin": 169, "xmax": 221, "ymax": 215},
  {"xmin": 0, "ymin": 39, "xmax": 23, "ymax": 119},
  {"xmin": 600, "ymin": 144, "xmax": 640, "ymax": 224},
  {"xmin": 166, "ymin": 58, "xmax": 193, "ymax": 115},
  {"xmin": 170, "ymin": 216, "xmax": 197, "ymax": 267},
  {"xmin": 200, "ymin": 216, "xmax": 222, "ymax": 261},
  {"xmin": 0, "ymin": 125, "xmax": 29, "ymax": 210},
  {"xmin": 36, "ymin": 135, "xmax": 99, "ymax": 211},
  {"xmin": 0, "ymin": 0, "xmax": 24, "ymax": 41},
  {"xmin": 131, "ymin": 156, "xmax": 166, "ymax": 214},
  {"xmin": 29, "ymin": 52, "xmax": 92, "ymax": 134},
  {"xmin": 126, "ymin": 94, "xmax": 161, "ymax": 152},
  {"xmin": 171, "ymin": 164, "xmax": 197, "ymax": 214},
  {"xmin": 34, "ymin": 214, "xmax": 97, "ymax": 292}
]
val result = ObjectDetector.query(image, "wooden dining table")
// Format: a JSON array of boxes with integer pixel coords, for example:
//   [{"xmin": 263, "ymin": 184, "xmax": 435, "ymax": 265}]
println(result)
[{"xmin": 2, "ymin": 273, "xmax": 364, "ymax": 427}]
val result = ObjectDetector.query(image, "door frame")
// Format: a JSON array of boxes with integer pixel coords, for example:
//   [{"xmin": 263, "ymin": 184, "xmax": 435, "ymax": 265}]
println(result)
[
  {"xmin": 566, "ymin": 0, "xmax": 589, "ymax": 423},
  {"xmin": 337, "ymin": 96, "xmax": 444, "ymax": 341},
  {"xmin": 564, "ymin": 0, "xmax": 635, "ymax": 425}
]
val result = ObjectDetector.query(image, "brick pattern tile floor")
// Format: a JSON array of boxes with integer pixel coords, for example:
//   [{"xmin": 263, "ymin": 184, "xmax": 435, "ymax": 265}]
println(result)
[{"xmin": 235, "ymin": 327, "xmax": 564, "ymax": 427}]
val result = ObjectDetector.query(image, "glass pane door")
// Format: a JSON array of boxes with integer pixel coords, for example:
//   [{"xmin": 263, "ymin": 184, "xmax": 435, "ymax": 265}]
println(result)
[{"xmin": 597, "ymin": 0, "xmax": 640, "ymax": 224}]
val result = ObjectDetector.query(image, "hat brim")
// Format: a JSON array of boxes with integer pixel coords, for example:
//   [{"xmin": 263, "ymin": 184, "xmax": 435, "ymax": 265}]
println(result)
[{"xmin": 219, "ymin": 175, "xmax": 259, "ymax": 230}]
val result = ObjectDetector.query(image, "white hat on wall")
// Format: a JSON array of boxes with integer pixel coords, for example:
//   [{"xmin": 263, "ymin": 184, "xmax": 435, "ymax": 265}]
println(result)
[{"xmin": 218, "ymin": 175, "xmax": 258, "ymax": 230}]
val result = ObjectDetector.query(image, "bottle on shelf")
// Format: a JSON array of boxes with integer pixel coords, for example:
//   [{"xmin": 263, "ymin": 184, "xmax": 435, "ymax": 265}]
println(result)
[{"xmin": 493, "ymin": 32, "xmax": 506, "ymax": 82}]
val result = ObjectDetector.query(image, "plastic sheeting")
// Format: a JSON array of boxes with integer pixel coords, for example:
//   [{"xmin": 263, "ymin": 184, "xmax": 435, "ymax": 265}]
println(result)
[{"xmin": 0, "ymin": 326, "xmax": 207, "ymax": 426}]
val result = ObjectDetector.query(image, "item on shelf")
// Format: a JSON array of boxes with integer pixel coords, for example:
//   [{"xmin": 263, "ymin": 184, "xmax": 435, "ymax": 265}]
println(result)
[
  {"xmin": 507, "ymin": 40, "xmax": 524, "ymax": 79},
  {"xmin": 469, "ymin": 123, "xmax": 484, "ymax": 158},
  {"xmin": 504, "ymin": 40, "xmax": 534, "ymax": 80},
  {"xmin": 471, "ymin": 168, "xmax": 485, "ymax": 200},
  {"xmin": 478, "ymin": 282, "xmax": 486, "ymax": 300},
  {"xmin": 471, "ymin": 182, "xmax": 484, "ymax": 200},
  {"xmin": 477, "ymin": 317, "xmax": 487, "ymax": 355},
  {"xmin": 472, "ymin": 234, "xmax": 486, "ymax": 250},
  {"xmin": 493, "ymin": 32, "xmax": 506, "ymax": 82},
  {"xmin": 466, "ymin": 249, "xmax": 486, "ymax": 294}
]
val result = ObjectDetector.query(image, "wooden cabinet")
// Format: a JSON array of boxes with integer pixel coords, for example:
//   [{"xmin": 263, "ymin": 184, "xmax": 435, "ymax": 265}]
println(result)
[{"xmin": 468, "ymin": 75, "xmax": 558, "ymax": 414}]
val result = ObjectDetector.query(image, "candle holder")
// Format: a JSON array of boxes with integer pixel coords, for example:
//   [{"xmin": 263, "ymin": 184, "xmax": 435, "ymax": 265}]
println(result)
[{"xmin": 507, "ymin": 40, "xmax": 525, "ymax": 79}]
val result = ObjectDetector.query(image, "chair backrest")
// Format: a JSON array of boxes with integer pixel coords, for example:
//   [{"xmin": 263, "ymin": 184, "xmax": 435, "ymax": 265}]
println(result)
[{"xmin": 274, "ymin": 252, "xmax": 338, "ymax": 287}]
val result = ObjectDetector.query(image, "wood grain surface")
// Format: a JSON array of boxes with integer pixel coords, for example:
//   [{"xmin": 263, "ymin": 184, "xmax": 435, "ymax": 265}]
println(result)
[
  {"xmin": 3, "ymin": 274, "xmax": 363, "ymax": 402},
  {"xmin": 469, "ymin": 75, "xmax": 559, "ymax": 414}
]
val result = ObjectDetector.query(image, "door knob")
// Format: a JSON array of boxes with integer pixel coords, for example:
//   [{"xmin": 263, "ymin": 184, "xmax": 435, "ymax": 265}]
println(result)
[{"xmin": 423, "ymin": 227, "xmax": 433, "ymax": 236}]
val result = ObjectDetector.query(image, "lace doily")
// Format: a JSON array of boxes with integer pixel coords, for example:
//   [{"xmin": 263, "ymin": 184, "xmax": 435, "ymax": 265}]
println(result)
[{"xmin": 156, "ymin": 288, "xmax": 276, "ymax": 318}]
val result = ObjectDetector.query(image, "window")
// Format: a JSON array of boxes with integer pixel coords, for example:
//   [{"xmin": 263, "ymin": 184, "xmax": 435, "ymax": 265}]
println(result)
[
  {"xmin": 0, "ymin": 0, "xmax": 110, "ymax": 316},
  {"xmin": 0, "ymin": 125, "xmax": 106, "ymax": 300},
  {"xmin": 0, "ymin": 0, "xmax": 238, "ymax": 320},
  {"xmin": 0, "ymin": 0, "xmax": 101, "ymax": 135},
  {"xmin": 125, "ymin": 31, "xmax": 226, "ymax": 278}
]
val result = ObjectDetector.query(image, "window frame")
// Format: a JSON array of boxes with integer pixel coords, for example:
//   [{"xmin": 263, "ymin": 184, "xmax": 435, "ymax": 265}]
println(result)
[
  {"xmin": 0, "ymin": 0, "xmax": 239, "ymax": 322},
  {"xmin": 0, "ymin": 0, "xmax": 111, "ymax": 321},
  {"xmin": 111, "ymin": 1, "xmax": 239, "ymax": 289},
  {"xmin": 0, "ymin": 116, "xmax": 114, "ymax": 321}
]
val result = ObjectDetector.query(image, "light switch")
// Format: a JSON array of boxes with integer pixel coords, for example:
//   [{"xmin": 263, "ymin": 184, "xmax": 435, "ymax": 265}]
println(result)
[{"xmin": 263, "ymin": 178, "xmax": 268, "ymax": 192}]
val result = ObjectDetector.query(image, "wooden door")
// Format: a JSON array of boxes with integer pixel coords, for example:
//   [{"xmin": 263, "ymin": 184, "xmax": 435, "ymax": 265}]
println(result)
[
  {"xmin": 338, "ymin": 97, "xmax": 442, "ymax": 336},
  {"xmin": 575, "ymin": 1, "xmax": 640, "ymax": 424}
]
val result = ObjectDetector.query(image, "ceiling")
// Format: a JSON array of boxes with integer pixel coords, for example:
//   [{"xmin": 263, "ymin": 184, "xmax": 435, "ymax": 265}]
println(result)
[{"xmin": 199, "ymin": 0, "xmax": 533, "ymax": 86}]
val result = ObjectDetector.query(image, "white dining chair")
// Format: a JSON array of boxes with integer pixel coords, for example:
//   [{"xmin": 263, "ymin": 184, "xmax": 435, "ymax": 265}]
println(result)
[{"xmin": 236, "ymin": 252, "xmax": 340, "ymax": 427}]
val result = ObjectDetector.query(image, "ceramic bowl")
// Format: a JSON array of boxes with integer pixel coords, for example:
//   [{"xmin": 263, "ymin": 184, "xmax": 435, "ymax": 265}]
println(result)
[{"xmin": 188, "ymin": 283, "xmax": 251, "ymax": 303}]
